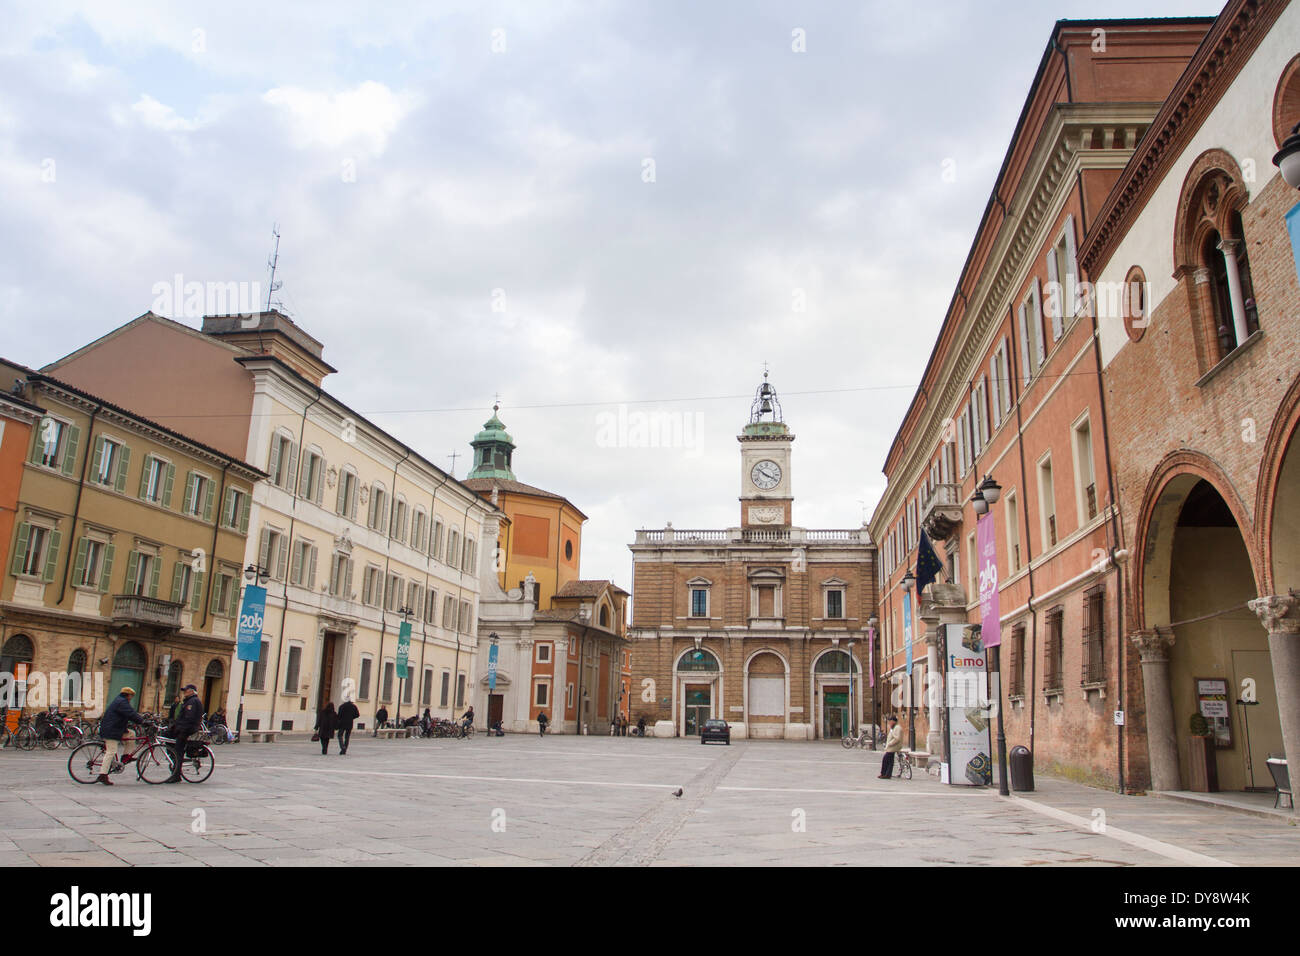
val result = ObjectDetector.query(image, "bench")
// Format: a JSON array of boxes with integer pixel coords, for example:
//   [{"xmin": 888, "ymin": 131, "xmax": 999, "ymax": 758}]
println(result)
[
  {"xmin": 1267, "ymin": 755, "xmax": 1292, "ymax": 809},
  {"xmin": 375, "ymin": 727, "xmax": 409, "ymax": 739},
  {"xmin": 246, "ymin": 731, "xmax": 281, "ymax": 743}
]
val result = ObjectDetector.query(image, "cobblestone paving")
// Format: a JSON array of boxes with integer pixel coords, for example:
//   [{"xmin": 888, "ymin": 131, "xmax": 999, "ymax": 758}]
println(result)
[{"xmin": 1, "ymin": 736, "xmax": 1295, "ymax": 866}]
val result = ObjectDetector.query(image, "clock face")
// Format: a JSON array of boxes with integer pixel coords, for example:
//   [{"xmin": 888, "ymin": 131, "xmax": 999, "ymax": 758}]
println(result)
[{"xmin": 751, "ymin": 459, "xmax": 782, "ymax": 490}]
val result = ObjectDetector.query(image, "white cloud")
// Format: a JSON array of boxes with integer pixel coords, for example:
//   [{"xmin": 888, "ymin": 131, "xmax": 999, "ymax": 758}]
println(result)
[{"xmin": 262, "ymin": 81, "xmax": 415, "ymax": 153}]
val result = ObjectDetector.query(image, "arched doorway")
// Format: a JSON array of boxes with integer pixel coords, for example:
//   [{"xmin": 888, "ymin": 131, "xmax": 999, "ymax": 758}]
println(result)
[
  {"xmin": 1144, "ymin": 478, "xmax": 1277, "ymax": 791},
  {"xmin": 203, "ymin": 659, "xmax": 224, "ymax": 716},
  {"xmin": 109, "ymin": 642, "xmax": 147, "ymax": 704},
  {"xmin": 675, "ymin": 647, "xmax": 720, "ymax": 736},
  {"xmin": 813, "ymin": 649, "xmax": 859, "ymax": 739},
  {"xmin": 746, "ymin": 650, "xmax": 788, "ymax": 739},
  {"xmin": 1, "ymin": 635, "xmax": 34, "ymax": 726}
]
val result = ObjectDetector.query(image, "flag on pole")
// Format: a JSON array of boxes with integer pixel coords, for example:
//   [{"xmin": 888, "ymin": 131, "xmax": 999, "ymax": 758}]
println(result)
[{"xmin": 916, "ymin": 529, "xmax": 944, "ymax": 595}]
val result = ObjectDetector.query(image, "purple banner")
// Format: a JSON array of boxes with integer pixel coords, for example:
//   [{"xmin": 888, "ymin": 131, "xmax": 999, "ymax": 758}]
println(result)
[{"xmin": 977, "ymin": 513, "xmax": 1001, "ymax": 648}]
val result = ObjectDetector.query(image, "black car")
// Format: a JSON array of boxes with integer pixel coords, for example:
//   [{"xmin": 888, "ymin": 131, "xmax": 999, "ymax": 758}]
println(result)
[{"xmin": 700, "ymin": 719, "xmax": 730, "ymax": 745}]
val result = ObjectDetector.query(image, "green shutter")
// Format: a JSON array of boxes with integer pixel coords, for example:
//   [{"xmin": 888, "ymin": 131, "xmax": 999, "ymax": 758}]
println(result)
[
  {"xmin": 202, "ymin": 478, "xmax": 215, "ymax": 521},
  {"xmin": 11, "ymin": 523, "xmax": 31, "ymax": 576},
  {"xmin": 123, "ymin": 552, "xmax": 139, "ymax": 596},
  {"xmin": 41, "ymin": 531, "xmax": 61, "ymax": 582},
  {"xmin": 99, "ymin": 543, "xmax": 115, "ymax": 593},
  {"xmin": 276, "ymin": 535, "xmax": 288, "ymax": 581},
  {"xmin": 267, "ymin": 437, "xmax": 282, "ymax": 486},
  {"xmin": 148, "ymin": 556, "xmax": 160, "ymax": 598},
  {"xmin": 336, "ymin": 475, "xmax": 347, "ymax": 514},
  {"xmin": 239, "ymin": 493, "xmax": 250, "ymax": 535},
  {"xmin": 285, "ymin": 442, "xmax": 298, "ymax": 494},
  {"xmin": 73, "ymin": 538, "xmax": 89, "ymax": 586},
  {"xmin": 222, "ymin": 488, "xmax": 235, "ymax": 528},
  {"xmin": 171, "ymin": 561, "xmax": 185, "ymax": 603},
  {"xmin": 290, "ymin": 542, "xmax": 303, "ymax": 585},
  {"xmin": 61, "ymin": 426, "xmax": 80, "ymax": 477},
  {"xmin": 29, "ymin": 422, "xmax": 46, "ymax": 465},
  {"xmin": 162, "ymin": 463, "xmax": 175, "ymax": 508},
  {"xmin": 258, "ymin": 528, "xmax": 271, "ymax": 571},
  {"xmin": 138, "ymin": 455, "xmax": 153, "ymax": 499},
  {"xmin": 182, "ymin": 472, "xmax": 196, "ymax": 515},
  {"xmin": 229, "ymin": 577, "xmax": 241, "ymax": 617},
  {"xmin": 191, "ymin": 571, "xmax": 205, "ymax": 612},
  {"xmin": 114, "ymin": 444, "xmax": 130, "ymax": 493},
  {"xmin": 307, "ymin": 546, "xmax": 318, "ymax": 590},
  {"xmin": 90, "ymin": 436, "xmax": 105, "ymax": 483}
]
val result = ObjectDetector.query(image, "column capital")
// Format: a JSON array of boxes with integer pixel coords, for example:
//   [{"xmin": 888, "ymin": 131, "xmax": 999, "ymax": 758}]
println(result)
[
  {"xmin": 1216, "ymin": 237, "xmax": 1243, "ymax": 258},
  {"xmin": 1248, "ymin": 594, "xmax": 1300, "ymax": 635},
  {"xmin": 1130, "ymin": 627, "xmax": 1175, "ymax": 663}
]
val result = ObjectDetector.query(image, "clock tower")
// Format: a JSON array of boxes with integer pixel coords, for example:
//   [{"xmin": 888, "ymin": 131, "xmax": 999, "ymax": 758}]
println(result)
[{"xmin": 739, "ymin": 371, "xmax": 794, "ymax": 528}]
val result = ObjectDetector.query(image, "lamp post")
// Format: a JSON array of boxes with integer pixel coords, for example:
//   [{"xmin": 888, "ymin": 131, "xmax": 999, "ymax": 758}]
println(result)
[
  {"xmin": 1273, "ymin": 122, "xmax": 1300, "ymax": 189},
  {"xmin": 975, "ymin": 474, "xmax": 1009, "ymax": 794},
  {"xmin": 234, "ymin": 563, "xmax": 269, "ymax": 741},
  {"xmin": 395, "ymin": 605, "xmax": 414, "ymax": 724},
  {"xmin": 867, "ymin": 615, "xmax": 879, "ymax": 748},
  {"xmin": 846, "ymin": 640, "xmax": 856, "ymax": 739},
  {"xmin": 902, "ymin": 569, "xmax": 916, "ymax": 751}
]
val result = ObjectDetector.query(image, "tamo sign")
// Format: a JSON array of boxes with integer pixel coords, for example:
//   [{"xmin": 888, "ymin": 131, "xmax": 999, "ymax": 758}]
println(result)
[{"xmin": 236, "ymin": 585, "xmax": 267, "ymax": 663}]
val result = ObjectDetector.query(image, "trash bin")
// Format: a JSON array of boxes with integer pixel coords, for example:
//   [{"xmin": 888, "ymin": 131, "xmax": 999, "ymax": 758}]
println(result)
[{"xmin": 1009, "ymin": 745, "xmax": 1034, "ymax": 792}]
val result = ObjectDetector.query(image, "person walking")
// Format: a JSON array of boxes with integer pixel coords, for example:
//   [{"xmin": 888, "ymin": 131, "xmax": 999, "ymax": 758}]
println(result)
[
  {"xmin": 97, "ymin": 686, "xmax": 145, "ymax": 785},
  {"xmin": 336, "ymin": 698, "xmax": 359, "ymax": 754},
  {"xmin": 315, "ymin": 702, "xmax": 337, "ymax": 755},
  {"xmin": 879, "ymin": 715, "xmax": 903, "ymax": 779},
  {"xmin": 537, "ymin": 710, "xmax": 549, "ymax": 738},
  {"xmin": 164, "ymin": 684, "xmax": 203, "ymax": 784},
  {"xmin": 374, "ymin": 705, "xmax": 388, "ymax": 736}
]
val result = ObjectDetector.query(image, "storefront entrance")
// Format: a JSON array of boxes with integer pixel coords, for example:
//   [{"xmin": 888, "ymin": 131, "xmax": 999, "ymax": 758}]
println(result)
[
  {"xmin": 823, "ymin": 690, "xmax": 848, "ymax": 739},
  {"xmin": 684, "ymin": 685, "xmax": 711, "ymax": 736}
]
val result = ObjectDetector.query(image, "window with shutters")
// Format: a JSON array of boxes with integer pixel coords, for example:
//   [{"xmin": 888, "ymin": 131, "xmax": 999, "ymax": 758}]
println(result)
[
  {"xmin": 369, "ymin": 484, "xmax": 389, "ymax": 532},
  {"xmin": 1005, "ymin": 490, "xmax": 1021, "ymax": 574},
  {"xmin": 184, "ymin": 471, "xmax": 213, "ymax": 519},
  {"xmin": 172, "ymin": 562, "xmax": 193, "ymax": 606},
  {"xmin": 363, "ymin": 565, "xmax": 382, "ymax": 606},
  {"xmin": 1009, "ymin": 624, "xmax": 1026, "ymax": 697},
  {"xmin": 972, "ymin": 378, "xmax": 988, "ymax": 456},
  {"xmin": 391, "ymin": 497, "xmax": 408, "ymax": 542},
  {"xmin": 456, "ymin": 672, "xmax": 466, "ymax": 708},
  {"xmin": 1018, "ymin": 283, "xmax": 1045, "ymax": 385},
  {"xmin": 385, "ymin": 572, "xmax": 402, "ymax": 612},
  {"xmin": 1082, "ymin": 585, "xmax": 1106, "ymax": 686},
  {"xmin": 425, "ymin": 587, "xmax": 438, "ymax": 624},
  {"xmin": 463, "ymin": 537, "xmax": 476, "ymax": 572},
  {"xmin": 284, "ymin": 644, "xmax": 302, "ymax": 694},
  {"xmin": 33, "ymin": 416, "xmax": 71, "ymax": 470},
  {"xmin": 1072, "ymin": 413, "xmax": 1098, "ymax": 524},
  {"xmin": 381, "ymin": 660, "xmax": 395, "ymax": 701},
  {"xmin": 1045, "ymin": 215, "xmax": 1080, "ymax": 330},
  {"xmin": 422, "ymin": 668, "xmax": 434, "ymax": 707},
  {"xmin": 402, "ymin": 666, "xmax": 414, "ymax": 705},
  {"xmin": 439, "ymin": 670, "xmax": 451, "ymax": 707},
  {"xmin": 250, "ymin": 640, "xmax": 270, "ymax": 691},
  {"xmin": 95, "ymin": 437, "xmax": 123, "ymax": 486},
  {"xmin": 74, "ymin": 537, "xmax": 109, "ymax": 590},
  {"xmin": 213, "ymin": 569, "xmax": 237, "ymax": 617},
  {"xmin": 329, "ymin": 553, "xmax": 352, "ymax": 598},
  {"xmin": 1038, "ymin": 454, "xmax": 1057, "ymax": 550},
  {"xmin": 222, "ymin": 488, "xmax": 248, "ymax": 530},
  {"xmin": 442, "ymin": 595, "xmax": 455, "ymax": 628},
  {"xmin": 129, "ymin": 551, "xmax": 157, "ymax": 597},
  {"xmin": 432, "ymin": 518, "xmax": 445, "ymax": 559},
  {"xmin": 140, "ymin": 455, "xmax": 169, "ymax": 504},
  {"xmin": 966, "ymin": 531, "xmax": 977, "ymax": 597},
  {"xmin": 268, "ymin": 432, "xmax": 296, "ymax": 491},
  {"xmin": 290, "ymin": 539, "xmax": 317, "ymax": 589},
  {"xmin": 458, "ymin": 600, "xmax": 471, "ymax": 633},
  {"xmin": 260, "ymin": 526, "xmax": 288, "ymax": 581},
  {"xmin": 299, "ymin": 448, "xmax": 324, "ymax": 503},
  {"xmin": 448, "ymin": 530, "xmax": 461, "ymax": 568},
  {"xmin": 1044, "ymin": 606, "xmax": 1064, "ymax": 693},
  {"xmin": 358, "ymin": 656, "xmax": 373, "ymax": 701},
  {"xmin": 411, "ymin": 509, "xmax": 427, "ymax": 552},
  {"xmin": 14, "ymin": 522, "xmax": 58, "ymax": 580},
  {"xmin": 956, "ymin": 407, "xmax": 970, "ymax": 477},
  {"xmin": 336, "ymin": 468, "xmax": 359, "ymax": 520}
]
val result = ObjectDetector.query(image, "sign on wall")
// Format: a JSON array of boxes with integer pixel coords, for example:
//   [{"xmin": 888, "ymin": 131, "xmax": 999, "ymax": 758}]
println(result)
[
  {"xmin": 236, "ymin": 585, "xmax": 266, "ymax": 663},
  {"xmin": 1195, "ymin": 676, "xmax": 1232, "ymax": 748},
  {"xmin": 945, "ymin": 623, "xmax": 993, "ymax": 786}
]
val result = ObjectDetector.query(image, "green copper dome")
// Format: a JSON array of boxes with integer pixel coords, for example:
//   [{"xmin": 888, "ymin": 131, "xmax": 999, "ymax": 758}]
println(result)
[{"xmin": 469, "ymin": 405, "xmax": 517, "ymax": 480}]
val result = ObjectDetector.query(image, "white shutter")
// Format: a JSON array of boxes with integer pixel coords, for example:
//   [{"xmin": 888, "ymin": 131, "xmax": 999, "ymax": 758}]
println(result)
[
  {"xmin": 1045, "ymin": 243, "xmax": 1061, "ymax": 339},
  {"xmin": 1017, "ymin": 305, "xmax": 1031, "ymax": 385},
  {"xmin": 989, "ymin": 354, "xmax": 1002, "ymax": 425},
  {"xmin": 1064, "ymin": 214, "xmax": 1079, "ymax": 317},
  {"xmin": 1032, "ymin": 279, "xmax": 1046, "ymax": 366}
]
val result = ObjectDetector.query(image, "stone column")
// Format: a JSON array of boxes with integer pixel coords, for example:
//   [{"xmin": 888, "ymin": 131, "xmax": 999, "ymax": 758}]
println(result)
[
  {"xmin": 1217, "ymin": 238, "xmax": 1251, "ymax": 347},
  {"xmin": 1248, "ymin": 594, "xmax": 1300, "ymax": 813},
  {"xmin": 1131, "ymin": 628, "xmax": 1179, "ymax": 792}
]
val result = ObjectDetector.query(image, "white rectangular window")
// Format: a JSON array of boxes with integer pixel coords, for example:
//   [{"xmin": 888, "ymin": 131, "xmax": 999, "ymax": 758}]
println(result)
[
  {"xmin": 330, "ymin": 554, "xmax": 352, "ymax": 598},
  {"xmin": 37, "ymin": 419, "xmax": 68, "ymax": 469},
  {"xmin": 440, "ymin": 671, "xmax": 450, "ymax": 707},
  {"xmin": 269, "ymin": 433, "xmax": 296, "ymax": 491},
  {"xmin": 1006, "ymin": 490, "xmax": 1021, "ymax": 574},
  {"xmin": 1073, "ymin": 414, "xmax": 1098, "ymax": 524},
  {"xmin": 284, "ymin": 645, "xmax": 302, "ymax": 694},
  {"xmin": 336, "ymin": 470, "xmax": 358, "ymax": 519},
  {"xmin": 535, "ymin": 682, "xmax": 550, "ymax": 707},
  {"xmin": 382, "ymin": 661, "xmax": 395, "ymax": 701},
  {"xmin": 78, "ymin": 539, "xmax": 106, "ymax": 588},
  {"xmin": 299, "ymin": 449, "xmax": 324, "ymax": 504},
  {"xmin": 825, "ymin": 589, "xmax": 845, "ymax": 619},
  {"xmin": 363, "ymin": 566, "xmax": 382, "ymax": 606},
  {"xmin": 443, "ymin": 595, "xmax": 456, "ymax": 628},
  {"xmin": 536, "ymin": 643, "xmax": 552, "ymax": 663},
  {"xmin": 358, "ymin": 657, "xmax": 373, "ymax": 701},
  {"xmin": 18, "ymin": 524, "xmax": 51, "ymax": 578},
  {"xmin": 1038, "ymin": 454, "xmax": 1057, "ymax": 550}
]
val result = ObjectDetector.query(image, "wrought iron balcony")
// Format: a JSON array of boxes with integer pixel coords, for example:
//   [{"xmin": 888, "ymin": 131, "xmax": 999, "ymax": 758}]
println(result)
[
  {"xmin": 112, "ymin": 595, "xmax": 183, "ymax": 630},
  {"xmin": 921, "ymin": 483, "xmax": 963, "ymax": 542}
]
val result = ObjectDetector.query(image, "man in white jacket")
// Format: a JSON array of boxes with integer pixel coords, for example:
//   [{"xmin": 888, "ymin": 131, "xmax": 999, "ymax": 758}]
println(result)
[{"xmin": 879, "ymin": 715, "xmax": 903, "ymax": 779}]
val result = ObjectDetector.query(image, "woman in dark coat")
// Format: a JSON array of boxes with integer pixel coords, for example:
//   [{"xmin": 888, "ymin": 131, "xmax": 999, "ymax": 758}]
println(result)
[{"xmin": 315, "ymin": 702, "xmax": 337, "ymax": 755}]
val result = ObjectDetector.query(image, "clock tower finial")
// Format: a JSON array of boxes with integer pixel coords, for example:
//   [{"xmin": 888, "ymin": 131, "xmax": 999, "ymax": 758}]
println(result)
[{"xmin": 738, "ymin": 370, "xmax": 794, "ymax": 528}]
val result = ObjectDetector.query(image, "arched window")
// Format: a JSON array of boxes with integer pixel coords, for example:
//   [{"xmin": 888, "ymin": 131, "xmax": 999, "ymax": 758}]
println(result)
[
  {"xmin": 676, "ymin": 648, "xmax": 720, "ymax": 672},
  {"xmin": 814, "ymin": 650, "xmax": 855, "ymax": 673},
  {"xmin": 599, "ymin": 605, "xmax": 610, "ymax": 628},
  {"xmin": 109, "ymin": 641, "xmax": 147, "ymax": 700}
]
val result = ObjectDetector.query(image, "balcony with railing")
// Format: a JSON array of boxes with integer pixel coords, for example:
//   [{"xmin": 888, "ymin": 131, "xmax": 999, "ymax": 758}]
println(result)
[
  {"xmin": 920, "ymin": 483, "xmax": 963, "ymax": 542},
  {"xmin": 632, "ymin": 526, "xmax": 869, "ymax": 547},
  {"xmin": 112, "ymin": 595, "xmax": 183, "ymax": 630}
]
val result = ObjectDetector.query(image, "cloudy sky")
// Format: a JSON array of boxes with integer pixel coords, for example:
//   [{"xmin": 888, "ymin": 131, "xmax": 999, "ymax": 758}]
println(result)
[{"xmin": 1, "ymin": 0, "xmax": 1215, "ymax": 590}]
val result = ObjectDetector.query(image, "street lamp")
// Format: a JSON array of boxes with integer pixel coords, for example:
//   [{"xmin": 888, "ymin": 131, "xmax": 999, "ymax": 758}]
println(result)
[
  {"xmin": 978, "ymin": 474, "xmax": 1002, "ymax": 505},
  {"xmin": 847, "ymin": 640, "xmax": 856, "ymax": 739},
  {"xmin": 234, "ymin": 564, "xmax": 269, "ymax": 741},
  {"xmin": 395, "ymin": 605, "xmax": 414, "ymax": 724},
  {"xmin": 1273, "ymin": 122, "xmax": 1300, "ymax": 189},
  {"xmin": 867, "ymin": 615, "xmax": 879, "ymax": 749},
  {"xmin": 971, "ymin": 487, "xmax": 988, "ymax": 516}
]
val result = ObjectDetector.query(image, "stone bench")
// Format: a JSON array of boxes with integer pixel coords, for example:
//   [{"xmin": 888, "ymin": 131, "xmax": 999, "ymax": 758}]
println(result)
[
  {"xmin": 375, "ymin": 727, "xmax": 410, "ymax": 739},
  {"xmin": 246, "ymin": 731, "xmax": 281, "ymax": 743}
]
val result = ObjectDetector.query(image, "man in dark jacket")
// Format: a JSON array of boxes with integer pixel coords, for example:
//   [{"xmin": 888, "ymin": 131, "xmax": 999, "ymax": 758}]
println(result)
[
  {"xmin": 336, "ymin": 698, "xmax": 360, "ymax": 754},
  {"xmin": 374, "ymin": 705, "xmax": 388, "ymax": 736},
  {"xmin": 98, "ymin": 687, "xmax": 146, "ymax": 785},
  {"xmin": 165, "ymin": 684, "xmax": 203, "ymax": 783}
]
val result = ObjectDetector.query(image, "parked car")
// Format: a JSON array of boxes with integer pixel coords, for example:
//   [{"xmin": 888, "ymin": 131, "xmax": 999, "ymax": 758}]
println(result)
[{"xmin": 700, "ymin": 719, "xmax": 730, "ymax": 745}]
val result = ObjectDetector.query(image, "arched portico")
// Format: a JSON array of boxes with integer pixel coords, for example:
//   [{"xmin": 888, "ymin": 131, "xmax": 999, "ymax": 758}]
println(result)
[
  {"xmin": 673, "ymin": 646, "xmax": 722, "ymax": 736},
  {"xmin": 744, "ymin": 648, "xmax": 789, "ymax": 739}
]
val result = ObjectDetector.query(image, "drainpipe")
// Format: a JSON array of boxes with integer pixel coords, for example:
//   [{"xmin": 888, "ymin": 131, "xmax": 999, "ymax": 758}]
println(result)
[
  {"xmin": 57, "ymin": 399, "xmax": 103, "ymax": 604},
  {"xmin": 200, "ymin": 463, "xmax": 231, "ymax": 631},
  {"xmin": 268, "ymin": 385, "xmax": 322, "ymax": 733},
  {"xmin": 1006, "ymin": 309, "xmax": 1040, "ymax": 758}
]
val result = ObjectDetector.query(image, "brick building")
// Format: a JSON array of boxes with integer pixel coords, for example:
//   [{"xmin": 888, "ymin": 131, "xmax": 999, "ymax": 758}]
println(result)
[
  {"xmin": 1081, "ymin": 0, "xmax": 1300, "ymax": 796},
  {"xmin": 628, "ymin": 376, "xmax": 875, "ymax": 740},
  {"xmin": 868, "ymin": 17, "xmax": 1213, "ymax": 785}
]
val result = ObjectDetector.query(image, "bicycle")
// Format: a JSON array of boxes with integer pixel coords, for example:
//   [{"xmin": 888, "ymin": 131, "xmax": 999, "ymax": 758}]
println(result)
[
  {"xmin": 67, "ymin": 723, "xmax": 159, "ymax": 784},
  {"xmin": 137, "ymin": 734, "xmax": 215, "ymax": 784},
  {"xmin": 841, "ymin": 727, "xmax": 879, "ymax": 750},
  {"xmin": 892, "ymin": 750, "xmax": 913, "ymax": 780}
]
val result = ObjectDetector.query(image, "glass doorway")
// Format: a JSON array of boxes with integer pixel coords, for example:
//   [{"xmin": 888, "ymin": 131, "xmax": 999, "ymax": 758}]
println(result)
[
  {"xmin": 823, "ymin": 690, "xmax": 848, "ymax": 739},
  {"xmin": 684, "ymin": 686, "xmax": 711, "ymax": 736}
]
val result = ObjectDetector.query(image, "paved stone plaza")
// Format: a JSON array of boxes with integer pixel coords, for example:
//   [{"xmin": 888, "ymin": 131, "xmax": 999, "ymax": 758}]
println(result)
[{"xmin": 0, "ymin": 736, "xmax": 1295, "ymax": 866}]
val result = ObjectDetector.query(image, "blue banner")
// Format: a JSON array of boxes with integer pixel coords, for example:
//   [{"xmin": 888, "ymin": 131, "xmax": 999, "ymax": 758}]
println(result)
[
  {"xmin": 236, "ymin": 585, "xmax": 267, "ymax": 663},
  {"xmin": 1287, "ymin": 200, "xmax": 1300, "ymax": 287},
  {"xmin": 488, "ymin": 643, "xmax": 499, "ymax": 692},
  {"xmin": 904, "ymin": 590, "xmax": 913, "ymax": 676}
]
